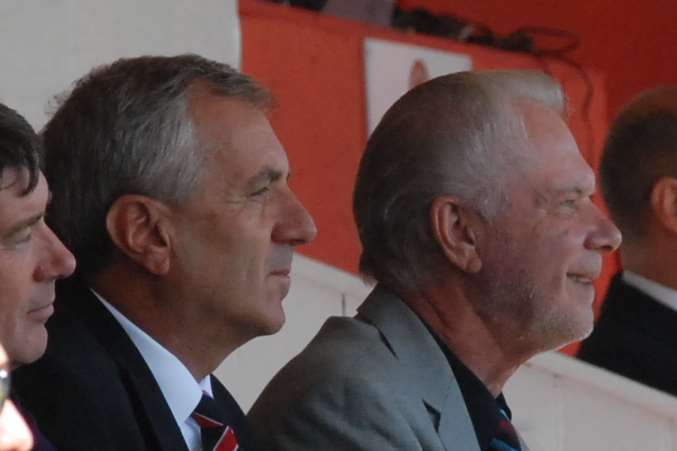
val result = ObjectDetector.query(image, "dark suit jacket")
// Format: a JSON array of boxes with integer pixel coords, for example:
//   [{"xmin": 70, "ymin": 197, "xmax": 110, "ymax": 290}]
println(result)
[
  {"xmin": 578, "ymin": 273, "xmax": 677, "ymax": 397},
  {"xmin": 13, "ymin": 277, "xmax": 252, "ymax": 451}
]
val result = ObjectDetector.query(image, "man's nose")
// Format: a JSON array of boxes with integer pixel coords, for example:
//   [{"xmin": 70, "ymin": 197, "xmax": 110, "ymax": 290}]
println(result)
[
  {"xmin": 272, "ymin": 190, "xmax": 317, "ymax": 247},
  {"xmin": 34, "ymin": 225, "xmax": 77, "ymax": 282},
  {"xmin": 585, "ymin": 205, "xmax": 622, "ymax": 254}
]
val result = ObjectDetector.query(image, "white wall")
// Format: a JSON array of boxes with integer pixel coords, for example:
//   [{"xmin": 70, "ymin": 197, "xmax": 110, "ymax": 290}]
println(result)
[
  {"xmin": 0, "ymin": 0, "xmax": 240, "ymax": 129},
  {"xmin": 218, "ymin": 254, "xmax": 677, "ymax": 451}
]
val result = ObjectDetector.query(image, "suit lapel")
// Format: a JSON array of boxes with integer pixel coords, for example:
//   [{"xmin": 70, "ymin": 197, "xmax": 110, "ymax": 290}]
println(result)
[
  {"xmin": 358, "ymin": 286, "xmax": 480, "ymax": 451},
  {"xmin": 211, "ymin": 376, "xmax": 261, "ymax": 450},
  {"xmin": 65, "ymin": 282, "xmax": 189, "ymax": 451}
]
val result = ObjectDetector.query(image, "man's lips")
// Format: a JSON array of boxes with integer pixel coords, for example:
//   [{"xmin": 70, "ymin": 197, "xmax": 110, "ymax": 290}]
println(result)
[
  {"xmin": 567, "ymin": 274, "xmax": 596, "ymax": 284},
  {"xmin": 269, "ymin": 268, "xmax": 291, "ymax": 277},
  {"xmin": 568, "ymin": 259, "xmax": 602, "ymax": 284},
  {"xmin": 28, "ymin": 302, "xmax": 54, "ymax": 321},
  {"xmin": 567, "ymin": 263, "xmax": 602, "ymax": 286}
]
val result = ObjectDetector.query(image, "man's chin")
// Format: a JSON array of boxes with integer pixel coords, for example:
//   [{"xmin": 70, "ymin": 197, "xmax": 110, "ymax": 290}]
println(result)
[
  {"xmin": 252, "ymin": 300, "xmax": 286, "ymax": 337},
  {"xmin": 548, "ymin": 315, "xmax": 594, "ymax": 352},
  {"xmin": 262, "ymin": 311, "xmax": 286, "ymax": 336},
  {"xmin": 10, "ymin": 331, "xmax": 48, "ymax": 368}
]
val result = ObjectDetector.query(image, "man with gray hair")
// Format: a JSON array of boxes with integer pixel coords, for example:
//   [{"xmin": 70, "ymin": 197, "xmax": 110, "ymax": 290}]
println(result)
[
  {"xmin": 578, "ymin": 87, "xmax": 677, "ymax": 397},
  {"xmin": 14, "ymin": 54, "xmax": 317, "ymax": 451},
  {"xmin": 248, "ymin": 70, "xmax": 621, "ymax": 451}
]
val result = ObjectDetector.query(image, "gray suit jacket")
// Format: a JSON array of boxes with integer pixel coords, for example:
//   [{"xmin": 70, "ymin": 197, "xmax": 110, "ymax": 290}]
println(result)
[{"xmin": 248, "ymin": 286, "xmax": 482, "ymax": 451}]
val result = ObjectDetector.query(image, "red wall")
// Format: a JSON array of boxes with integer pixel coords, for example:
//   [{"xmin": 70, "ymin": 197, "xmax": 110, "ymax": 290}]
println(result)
[{"xmin": 400, "ymin": 0, "xmax": 677, "ymax": 118}]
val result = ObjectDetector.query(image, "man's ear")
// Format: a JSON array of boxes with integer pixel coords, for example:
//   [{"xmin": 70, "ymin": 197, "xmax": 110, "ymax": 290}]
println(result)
[
  {"xmin": 650, "ymin": 177, "xmax": 677, "ymax": 236},
  {"xmin": 105, "ymin": 195, "xmax": 173, "ymax": 275},
  {"xmin": 430, "ymin": 195, "xmax": 482, "ymax": 273}
]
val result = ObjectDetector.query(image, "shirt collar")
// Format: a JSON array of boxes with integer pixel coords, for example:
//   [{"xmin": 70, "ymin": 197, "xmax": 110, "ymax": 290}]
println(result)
[
  {"xmin": 623, "ymin": 271, "xmax": 677, "ymax": 313},
  {"xmin": 91, "ymin": 289, "xmax": 212, "ymax": 427}
]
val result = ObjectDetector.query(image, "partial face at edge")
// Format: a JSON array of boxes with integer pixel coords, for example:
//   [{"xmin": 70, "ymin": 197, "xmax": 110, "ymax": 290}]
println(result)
[
  {"xmin": 0, "ymin": 169, "xmax": 76, "ymax": 366},
  {"xmin": 473, "ymin": 103, "xmax": 621, "ymax": 353}
]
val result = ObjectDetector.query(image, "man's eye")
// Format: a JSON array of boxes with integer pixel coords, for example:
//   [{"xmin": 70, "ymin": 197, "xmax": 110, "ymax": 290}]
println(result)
[
  {"xmin": 12, "ymin": 229, "xmax": 32, "ymax": 244},
  {"xmin": 251, "ymin": 186, "xmax": 270, "ymax": 197},
  {"xmin": 558, "ymin": 198, "xmax": 580, "ymax": 211}
]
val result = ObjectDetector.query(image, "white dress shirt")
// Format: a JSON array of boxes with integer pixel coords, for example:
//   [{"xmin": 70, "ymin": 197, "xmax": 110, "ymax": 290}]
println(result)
[
  {"xmin": 623, "ymin": 271, "xmax": 677, "ymax": 313},
  {"xmin": 93, "ymin": 289, "xmax": 211, "ymax": 451}
]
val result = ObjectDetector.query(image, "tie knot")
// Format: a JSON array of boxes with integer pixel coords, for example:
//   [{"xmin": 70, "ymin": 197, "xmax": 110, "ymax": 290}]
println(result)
[
  {"xmin": 192, "ymin": 392, "xmax": 225, "ymax": 429},
  {"xmin": 191, "ymin": 392, "xmax": 242, "ymax": 451}
]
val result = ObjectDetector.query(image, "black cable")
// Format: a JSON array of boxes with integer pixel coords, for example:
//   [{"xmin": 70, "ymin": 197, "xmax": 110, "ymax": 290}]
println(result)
[{"xmin": 391, "ymin": 7, "xmax": 596, "ymax": 161}]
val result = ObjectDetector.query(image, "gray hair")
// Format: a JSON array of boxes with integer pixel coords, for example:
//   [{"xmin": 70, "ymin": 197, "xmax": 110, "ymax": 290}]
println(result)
[
  {"xmin": 43, "ymin": 54, "xmax": 270, "ymax": 277},
  {"xmin": 600, "ymin": 86, "xmax": 677, "ymax": 241},
  {"xmin": 353, "ymin": 70, "xmax": 564, "ymax": 294}
]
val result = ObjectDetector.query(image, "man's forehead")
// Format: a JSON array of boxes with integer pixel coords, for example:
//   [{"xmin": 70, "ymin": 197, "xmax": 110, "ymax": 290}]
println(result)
[
  {"xmin": 191, "ymin": 95, "xmax": 277, "ymax": 149},
  {"xmin": 184, "ymin": 91, "xmax": 290, "ymax": 189},
  {"xmin": 190, "ymin": 92, "xmax": 266, "ymax": 129},
  {"xmin": 2, "ymin": 166, "xmax": 44, "ymax": 190},
  {"xmin": 505, "ymin": 103, "xmax": 597, "ymax": 193},
  {"xmin": 551, "ymin": 170, "xmax": 596, "ymax": 193},
  {"xmin": 0, "ymin": 166, "xmax": 27, "ymax": 191},
  {"xmin": 207, "ymin": 126, "xmax": 289, "ymax": 170},
  {"xmin": 0, "ymin": 168, "xmax": 47, "ymax": 233}
]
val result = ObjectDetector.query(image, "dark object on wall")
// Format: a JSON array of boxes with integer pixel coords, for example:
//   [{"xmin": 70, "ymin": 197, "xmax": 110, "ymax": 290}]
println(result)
[
  {"xmin": 392, "ymin": 8, "xmax": 479, "ymax": 43},
  {"xmin": 265, "ymin": 0, "xmax": 328, "ymax": 11},
  {"xmin": 392, "ymin": 7, "xmax": 537, "ymax": 53},
  {"xmin": 391, "ymin": 7, "xmax": 581, "ymax": 57},
  {"xmin": 323, "ymin": 0, "xmax": 395, "ymax": 27}
]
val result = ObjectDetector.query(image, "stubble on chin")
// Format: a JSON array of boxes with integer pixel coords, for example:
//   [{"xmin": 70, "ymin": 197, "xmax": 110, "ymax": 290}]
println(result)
[{"xmin": 471, "ymin": 267, "xmax": 590, "ymax": 355}]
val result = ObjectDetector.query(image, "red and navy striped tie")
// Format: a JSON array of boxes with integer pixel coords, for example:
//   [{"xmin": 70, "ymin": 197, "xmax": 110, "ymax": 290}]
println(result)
[
  {"xmin": 191, "ymin": 392, "xmax": 240, "ymax": 451},
  {"xmin": 489, "ymin": 409, "xmax": 521, "ymax": 451}
]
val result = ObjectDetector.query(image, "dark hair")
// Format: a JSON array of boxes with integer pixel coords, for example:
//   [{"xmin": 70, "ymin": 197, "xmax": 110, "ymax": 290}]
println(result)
[
  {"xmin": 43, "ymin": 54, "xmax": 271, "ymax": 277},
  {"xmin": 0, "ymin": 103, "xmax": 40, "ymax": 193},
  {"xmin": 600, "ymin": 87, "xmax": 677, "ymax": 241},
  {"xmin": 353, "ymin": 70, "xmax": 563, "ymax": 294}
]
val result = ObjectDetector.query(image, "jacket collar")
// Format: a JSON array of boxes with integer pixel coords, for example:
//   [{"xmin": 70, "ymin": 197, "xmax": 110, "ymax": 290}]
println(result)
[
  {"xmin": 62, "ymin": 279, "xmax": 190, "ymax": 451},
  {"xmin": 358, "ymin": 285, "xmax": 480, "ymax": 451}
]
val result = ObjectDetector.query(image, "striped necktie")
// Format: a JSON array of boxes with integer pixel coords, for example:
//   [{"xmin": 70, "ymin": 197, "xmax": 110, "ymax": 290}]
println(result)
[
  {"xmin": 191, "ymin": 392, "xmax": 241, "ymax": 451},
  {"xmin": 489, "ymin": 409, "xmax": 521, "ymax": 451}
]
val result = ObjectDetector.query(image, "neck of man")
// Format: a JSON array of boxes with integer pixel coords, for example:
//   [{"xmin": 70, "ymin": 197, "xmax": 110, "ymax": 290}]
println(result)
[
  {"xmin": 93, "ymin": 263, "xmax": 243, "ymax": 381},
  {"xmin": 406, "ymin": 282, "xmax": 530, "ymax": 397}
]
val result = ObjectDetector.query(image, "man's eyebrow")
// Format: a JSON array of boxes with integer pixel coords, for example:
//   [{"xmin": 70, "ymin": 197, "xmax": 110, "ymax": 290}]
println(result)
[
  {"xmin": 3, "ymin": 213, "xmax": 42, "ymax": 239},
  {"xmin": 552, "ymin": 179, "xmax": 596, "ymax": 197},
  {"xmin": 555, "ymin": 187, "xmax": 585, "ymax": 196},
  {"xmin": 245, "ymin": 167, "xmax": 285, "ymax": 191}
]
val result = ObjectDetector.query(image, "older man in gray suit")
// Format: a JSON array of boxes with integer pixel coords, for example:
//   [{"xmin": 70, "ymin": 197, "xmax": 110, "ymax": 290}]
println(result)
[{"xmin": 248, "ymin": 71, "xmax": 621, "ymax": 450}]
